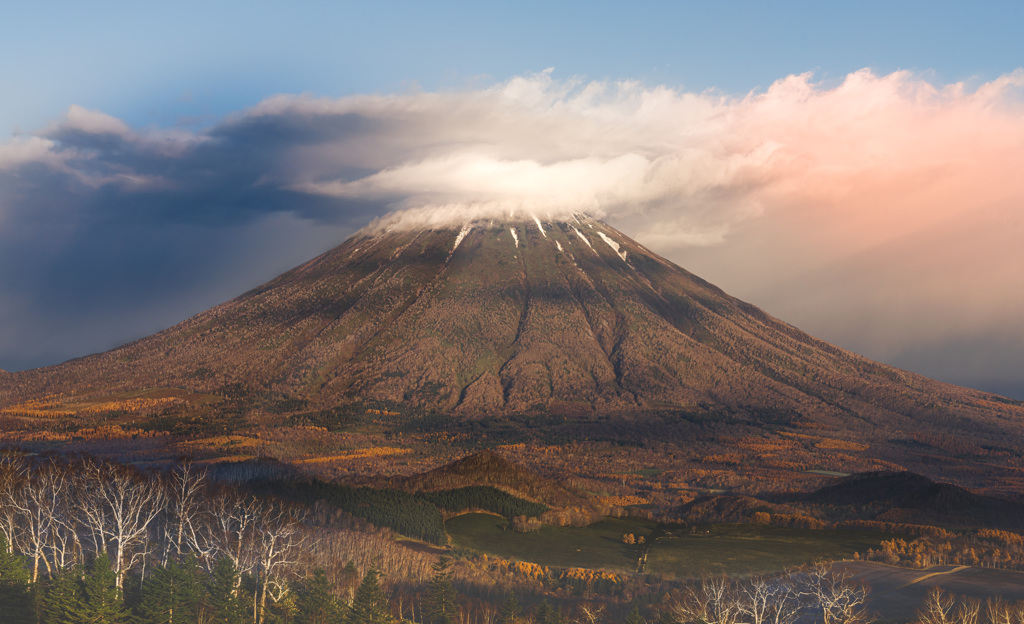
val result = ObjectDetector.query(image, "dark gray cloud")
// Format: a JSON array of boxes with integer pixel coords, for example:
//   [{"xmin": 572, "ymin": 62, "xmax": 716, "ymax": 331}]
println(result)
[{"xmin": 0, "ymin": 103, "xmax": 374, "ymax": 371}]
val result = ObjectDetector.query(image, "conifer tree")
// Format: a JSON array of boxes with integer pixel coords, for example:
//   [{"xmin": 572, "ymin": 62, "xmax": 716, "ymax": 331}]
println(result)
[
  {"xmin": 624, "ymin": 607, "xmax": 645, "ymax": 624},
  {"xmin": 345, "ymin": 568, "xmax": 391, "ymax": 624},
  {"xmin": 76, "ymin": 553, "xmax": 128, "ymax": 624},
  {"xmin": 535, "ymin": 600, "xmax": 561, "ymax": 624},
  {"xmin": 43, "ymin": 568, "xmax": 82, "ymax": 624},
  {"xmin": 296, "ymin": 568, "xmax": 342, "ymax": 624},
  {"xmin": 423, "ymin": 557, "xmax": 456, "ymax": 624},
  {"xmin": 656, "ymin": 611, "xmax": 676, "ymax": 624},
  {"xmin": 134, "ymin": 557, "xmax": 203, "ymax": 624},
  {"xmin": 0, "ymin": 534, "xmax": 32, "ymax": 624},
  {"xmin": 340, "ymin": 560, "xmax": 360, "ymax": 605},
  {"xmin": 499, "ymin": 592, "xmax": 521, "ymax": 624},
  {"xmin": 205, "ymin": 557, "xmax": 245, "ymax": 624}
]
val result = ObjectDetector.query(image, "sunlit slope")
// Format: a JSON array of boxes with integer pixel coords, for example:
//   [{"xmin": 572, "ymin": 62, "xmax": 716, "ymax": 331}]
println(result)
[{"xmin": 4, "ymin": 215, "xmax": 1023, "ymax": 441}]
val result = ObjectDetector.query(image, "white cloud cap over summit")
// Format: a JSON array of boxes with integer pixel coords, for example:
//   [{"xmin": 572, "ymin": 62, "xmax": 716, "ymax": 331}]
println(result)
[{"xmin": 2, "ymin": 68, "xmax": 1024, "ymax": 396}]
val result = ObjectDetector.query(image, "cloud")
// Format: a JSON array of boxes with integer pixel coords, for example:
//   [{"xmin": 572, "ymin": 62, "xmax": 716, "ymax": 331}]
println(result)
[{"xmin": 1, "ymin": 68, "xmax": 1024, "ymax": 395}]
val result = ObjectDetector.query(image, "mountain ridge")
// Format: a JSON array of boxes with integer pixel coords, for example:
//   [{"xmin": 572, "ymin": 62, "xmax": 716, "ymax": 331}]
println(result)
[{"xmin": 3, "ymin": 214, "xmax": 1023, "ymax": 453}]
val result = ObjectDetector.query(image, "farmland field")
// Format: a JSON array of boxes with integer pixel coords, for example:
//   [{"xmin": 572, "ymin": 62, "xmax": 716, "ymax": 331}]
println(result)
[{"xmin": 446, "ymin": 513, "xmax": 892, "ymax": 577}]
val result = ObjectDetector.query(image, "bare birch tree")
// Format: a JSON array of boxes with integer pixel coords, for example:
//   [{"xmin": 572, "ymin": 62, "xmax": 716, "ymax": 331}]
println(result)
[
  {"xmin": 254, "ymin": 501, "xmax": 306, "ymax": 624},
  {"xmin": 207, "ymin": 488, "xmax": 264, "ymax": 577},
  {"xmin": 799, "ymin": 563, "xmax": 874, "ymax": 624},
  {"xmin": 164, "ymin": 461, "xmax": 209, "ymax": 562},
  {"xmin": 0, "ymin": 453, "xmax": 28, "ymax": 553},
  {"xmin": 9, "ymin": 459, "xmax": 69, "ymax": 581},
  {"xmin": 672, "ymin": 576, "xmax": 742, "ymax": 624},
  {"xmin": 77, "ymin": 460, "xmax": 167, "ymax": 587},
  {"xmin": 739, "ymin": 574, "xmax": 800, "ymax": 624}
]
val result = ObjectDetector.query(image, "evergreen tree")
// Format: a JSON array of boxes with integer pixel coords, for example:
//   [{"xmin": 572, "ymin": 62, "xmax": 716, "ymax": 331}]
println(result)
[
  {"xmin": 134, "ymin": 557, "xmax": 203, "ymax": 624},
  {"xmin": 341, "ymin": 560, "xmax": 360, "ymax": 604},
  {"xmin": 345, "ymin": 568, "xmax": 391, "ymax": 624},
  {"xmin": 0, "ymin": 534, "xmax": 33, "ymax": 624},
  {"xmin": 296, "ymin": 568, "xmax": 342, "ymax": 624},
  {"xmin": 263, "ymin": 589, "xmax": 299, "ymax": 624},
  {"xmin": 534, "ymin": 600, "xmax": 561, "ymax": 624},
  {"xmin": 205, "ymin": 557, "xmax": 245, "ymax": 624},
  {"xmin": 656, "ymin": 610, "xmax": 676, "ymax": 624},
  {"xmin": 422, "ymin": 557, "xmax": 456, "ymax": 624},
  {"xmin": 76, "ymin": 553, "xmax": 128, "ymax": 624},
  {"xmin": 499, "ymin": 592, "xmax": 521, "ymax": 624},
  {"xmin": 43, "ymin": 568, "xmax": 82, "ymax": 624},
  {"xmin": 625, "ymin": 607, "xmax": 645, "ymax": 624}
]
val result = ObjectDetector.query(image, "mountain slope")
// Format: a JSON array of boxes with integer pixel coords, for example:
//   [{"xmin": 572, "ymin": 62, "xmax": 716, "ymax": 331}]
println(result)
[{"xmin": 3, "ymin": 215, "xmax": 1023, "ymax": 447}]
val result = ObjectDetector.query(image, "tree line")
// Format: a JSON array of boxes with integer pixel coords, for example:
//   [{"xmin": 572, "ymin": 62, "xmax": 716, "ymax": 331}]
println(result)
[
  {"xmin": 7, "ymin": 449, "xmax": 1024, "ymax": 623},
  {"xmin": 0, "ymin": 451, "xmax": 433, "ymax": 623}
]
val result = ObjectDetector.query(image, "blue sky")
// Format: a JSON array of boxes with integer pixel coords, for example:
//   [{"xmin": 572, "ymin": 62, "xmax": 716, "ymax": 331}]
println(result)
[
  {"xmin": 2, "ymin": 1, "xmax": 1024, "ymax": 398},
  {"xmin": 5, "ymin": 1, "xmax": 1022, "ymax": 132}
]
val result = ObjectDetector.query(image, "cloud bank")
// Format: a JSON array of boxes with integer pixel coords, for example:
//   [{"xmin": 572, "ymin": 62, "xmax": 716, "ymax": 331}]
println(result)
[{"xmin": 2, "ymin": 69, "xmax": 1024, "ymax": 395}]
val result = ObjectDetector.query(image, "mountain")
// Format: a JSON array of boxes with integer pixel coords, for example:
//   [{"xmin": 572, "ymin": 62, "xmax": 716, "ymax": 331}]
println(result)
[
  {"xmin": 798, "ymin": 471, "xmax": 1024, "ymax": 530},
  {"xmin": 3, "ymin": 214, "xmax": 1023, "ymax": 447}
]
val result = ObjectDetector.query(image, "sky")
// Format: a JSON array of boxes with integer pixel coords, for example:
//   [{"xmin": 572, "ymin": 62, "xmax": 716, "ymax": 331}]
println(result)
[{"xmin": 2, "ymin": 1, "xmax": 1023, "ymax": 398}]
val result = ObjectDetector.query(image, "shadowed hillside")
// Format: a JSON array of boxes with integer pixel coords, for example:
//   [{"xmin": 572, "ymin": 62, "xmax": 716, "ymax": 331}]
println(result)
[
  {"xmin": 797, "ymin": 471, "xmax": 1024, "ymax": 530},
  {"xmin": 387, "ymin": 449, "xmax": 589, "ymax": 510}
]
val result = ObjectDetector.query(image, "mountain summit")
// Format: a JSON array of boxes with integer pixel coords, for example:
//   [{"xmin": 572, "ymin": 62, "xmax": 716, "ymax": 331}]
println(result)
[{"xmin": 3, "ymin": 214, "xmax": 1022, "ymax": 441}]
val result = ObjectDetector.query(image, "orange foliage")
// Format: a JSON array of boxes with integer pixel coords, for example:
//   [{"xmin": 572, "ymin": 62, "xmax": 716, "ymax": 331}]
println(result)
[
  {"xmin": 294, "ymin": 446, "xmax": 412, "ymax": 463},
  {"xmin": 594, "ymin": 495, "xmax": 649, "ymax": 507},
  {"xmin": 977, "ymin": 529, "xmax": 1024, "ymax": 547},
  {"xmin": 771, "ymin": 513, "xmax": 826, "ymax": 530},
  {"xmin": 558, "ymin": 568, "xmax": 619, "ymax": 584},
  {"xmin": 814, "ymin": 438, "xmax": 870, "ymax": 452},
  {"xmin": 0, "ymin": 424, "xmax": 163, "ymax": 443},
  {"xmin": 701, "ymin": 454, "xmax": 743, "ymax": 465},
  {"xmin": 1, "ymin": 392, "xmax": 190, "ymax": 418}
]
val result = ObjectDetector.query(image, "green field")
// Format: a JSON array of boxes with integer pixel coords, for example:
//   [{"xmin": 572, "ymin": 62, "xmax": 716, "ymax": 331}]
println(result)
[{"xmin": 446, "ymin": 513, "xmax": 892, "ymax": 578}]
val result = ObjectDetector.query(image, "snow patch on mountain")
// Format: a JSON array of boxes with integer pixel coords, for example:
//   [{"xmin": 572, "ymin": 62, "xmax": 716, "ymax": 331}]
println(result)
[
  {"xmin": 532, "ymin": 215, "xmax": 547, "ymax": 238},
  {"xmin": 597, "ymin": 232, "xmax": 627, "ymax": 262},
  {"xmin": 572, "ymin": 227, "xmax": 593, "ymax": 251}
]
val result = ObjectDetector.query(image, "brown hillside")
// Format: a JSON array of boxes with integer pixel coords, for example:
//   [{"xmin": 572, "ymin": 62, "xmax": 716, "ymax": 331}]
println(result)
[{"xmin": 3, "ymin": 214, "xmax": 1024, "ymax": 464}]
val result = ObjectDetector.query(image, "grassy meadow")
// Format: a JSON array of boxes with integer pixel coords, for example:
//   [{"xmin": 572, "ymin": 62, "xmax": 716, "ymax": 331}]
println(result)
[{"xmin": 446, "ymin": 513, "xmax": 892, "ymax": 577}]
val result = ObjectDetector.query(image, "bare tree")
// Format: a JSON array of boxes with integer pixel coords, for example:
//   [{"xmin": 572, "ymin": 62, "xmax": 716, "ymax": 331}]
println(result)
[
  {"xmin": 955, "ymin": 597, "xmax": 981, "ymax": 624},
  {"xmin": 47, "ymin": 494, "xmax": 81, "ymax": 573},
  {"xmin": 739, "ymin": 574, "xmax": 800, "ymax": 624},
  {"xmin": 576, "ymin": 603, "xmax": 606, "ymax": 624},
  {"xmin": 915, "ymin": 587, "xmax": 957, "ymax": 624},
  {"xmin": 253, "ymin": 501, "xmax": 307, "ymax": 624},
  {"xmin": 981, "ymin": 597, "xmax": 1024, "ymax": 624},
  {"xmin": 8, "ymin": 459, "xmax": 69, "ymax": 581},
  {"xmin": 799, "ymin": 563, "xmax": 874, "ymax": 624},
  {"xmin": 77, "ymin": 460, "xmax": 167, "ymax": 587},
  {"xmin": 672, "ymin": 576, "xmax": 741, "ymax": 624},
  {"xmin": 207, "ymin": 488, "xmax": 264, "ymax": 576},
  {"xmin": 164, "ymin": 461, "xmax": 209, "ymax": 561},
  {"xmin": 0, "ymin": 453, "xmax": 28, "ymax": 552}
]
